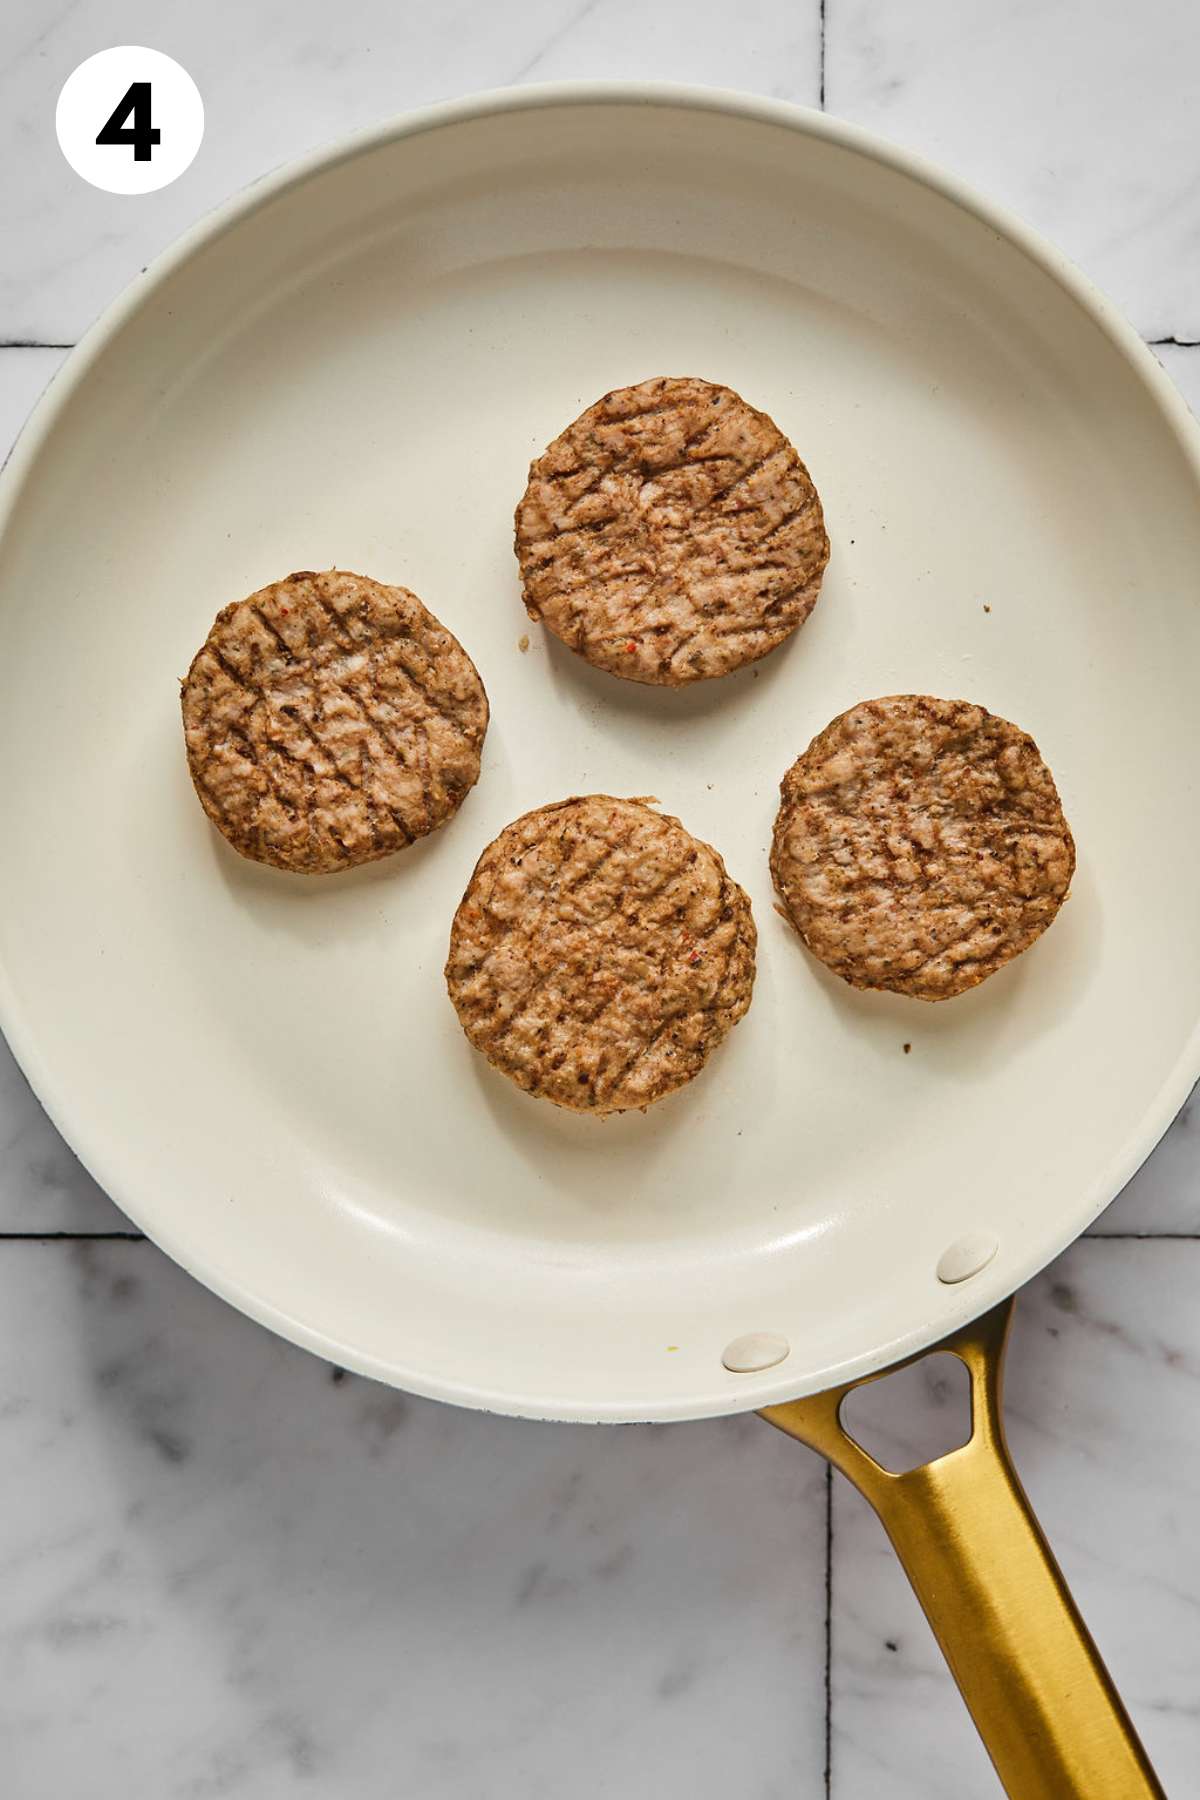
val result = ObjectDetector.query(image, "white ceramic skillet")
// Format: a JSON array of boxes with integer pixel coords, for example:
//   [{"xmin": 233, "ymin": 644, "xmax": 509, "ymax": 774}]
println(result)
[{"xmin": 1, "ymin": 86, "xmax": 1196, "ymax": 1795}]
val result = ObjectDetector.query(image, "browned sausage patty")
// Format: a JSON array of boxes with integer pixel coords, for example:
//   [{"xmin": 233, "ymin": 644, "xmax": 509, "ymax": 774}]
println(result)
[
  {"xmin": 445, "ymin": 796, "xmax": 756, "ymax": 1113},
  {"xmin": 514, "ymin": 377, "xmax": 829, "ymax": 686},
  {"xmin": 770, "ymin": 696, "xmax": 1075, "ymax": 1001},
  {"xmin": 182, "ymin": 570, "xmax": 488, "ymax": 873}
]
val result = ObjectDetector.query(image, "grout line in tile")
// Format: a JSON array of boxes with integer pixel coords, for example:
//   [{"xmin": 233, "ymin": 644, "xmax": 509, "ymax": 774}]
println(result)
[
  {"xmin": 3, "ymin": 336, "xmax": 1200, "ymax": 359},
  {"xmin": 0, "ymin": 1230, "xmax": 146, "ymax": 1241},
  {"xmin": 824, "ymin": 1461, "xmax": 833, "ymax": 1797},
  {"xmin": 818, "ymin": 0, "xmax": 827, "ymax": 110},
  {"xmin": 1082, "ymin": 1231, "xmax": 1200, "ymax": 1241},
  {"xmin": 0, "ymin": 1229, "xmax": 1190, "ymax": 1243}
]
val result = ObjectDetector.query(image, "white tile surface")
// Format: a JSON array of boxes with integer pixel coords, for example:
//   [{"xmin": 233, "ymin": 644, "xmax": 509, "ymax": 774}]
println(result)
[
  {"xmin": 0, "ymin": 0, "xmax": 821, "ymax": 342},
  {"xmin": 0, "ymin": 348, "xmax": 67, "ymax": 460},
  {"xmin": 1152, "ymin": 340, "xmax": 1200, "ymax": 416},
  {"xmin": 0, "ymin": 1032, "xmax": 125, "ymax": 1233},
  {"xmin": 831, "ymin": 1242, "xmax": 1200, "ymax": 1797},
  {"xmin": 2, "ymin": 5, "xmax": 1200, "ymax": 1794},
  {"xmin": 826, "ymin": 0, "xmax": 1200, "ymax": 339},
  {"xmin": 1094, "ymin": 1086, "xmax": 1200, "ymax": 1235},
  {"xmin": 0, "ymin": 1239, "xmax": 827, "ymax": 1799}
]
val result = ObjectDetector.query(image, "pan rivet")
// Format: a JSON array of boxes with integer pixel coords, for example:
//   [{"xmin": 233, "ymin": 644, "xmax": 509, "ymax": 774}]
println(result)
[
  {"xmin": 936, "ymin": 1233, "xmax": 998, "ymax": 1285},
  {"xmin": 722, "ymin": 1332, "xmax": 790, "ymax": 1373}
]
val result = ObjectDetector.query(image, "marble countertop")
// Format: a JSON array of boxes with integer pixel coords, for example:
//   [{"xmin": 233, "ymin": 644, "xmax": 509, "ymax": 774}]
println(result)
[{"xmin": 3, "ymin": 3, "xmax": 1199, "ymax": 1795}]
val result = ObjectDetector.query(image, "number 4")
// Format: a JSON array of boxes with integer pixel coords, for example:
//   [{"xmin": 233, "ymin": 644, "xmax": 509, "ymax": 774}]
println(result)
[{"xmin": 96, "ymin": 82, "xmax": 161, "ymax": 162}]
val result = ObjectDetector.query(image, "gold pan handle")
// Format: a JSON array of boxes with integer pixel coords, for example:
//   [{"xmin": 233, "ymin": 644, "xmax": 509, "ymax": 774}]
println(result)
[{"xmin": 761, "ymin": 1299, "xmax": 1164, "ymax": 1800}]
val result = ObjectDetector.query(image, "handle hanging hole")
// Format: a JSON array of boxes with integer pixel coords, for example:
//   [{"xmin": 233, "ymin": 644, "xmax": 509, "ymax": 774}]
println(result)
[{"xmin": 839, "ymin": 1352, "xmax": 973, "ymax": 1474}]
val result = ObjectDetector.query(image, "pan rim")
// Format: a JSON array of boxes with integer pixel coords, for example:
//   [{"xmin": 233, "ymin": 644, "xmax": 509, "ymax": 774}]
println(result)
[{"xmin": 2, "ymin": 80, "xmax": 1198, "ymax": 1422}]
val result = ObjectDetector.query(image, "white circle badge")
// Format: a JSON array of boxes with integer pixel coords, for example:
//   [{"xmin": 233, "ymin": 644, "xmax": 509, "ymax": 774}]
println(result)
[{"xmin": 56, "ymin": 47, "xmax": 203, "ymax": 195}]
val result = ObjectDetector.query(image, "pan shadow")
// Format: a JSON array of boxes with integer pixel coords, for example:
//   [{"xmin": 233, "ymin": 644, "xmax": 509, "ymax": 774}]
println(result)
[
  {"xmin": 539, "ymin": 612, "xmax": 804, "ymax": 737},
  {"xmin": 208, "ymin": 813, "xmax": 441, "ymax": 898},
  {"xmin": 203, "ymin": 781, "xmax": 490, "ymax": 947},
  {"xmin": 454, "ymin": 1026, "xmax": 737, "ymax": 1222},
  {"xmin": 772, "ymin": 854, "xmax": 1102, "ymax": 1081}
]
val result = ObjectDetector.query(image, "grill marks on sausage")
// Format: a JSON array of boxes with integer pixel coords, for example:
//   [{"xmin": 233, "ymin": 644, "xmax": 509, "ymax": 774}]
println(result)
[
  {"xmin": 445, "ymin": 797, "xmax": 756, "ymax": 1113},
  {"xmin": 514, "ymin": 377, "xmax": 829, "ymax": 686},
  {"xmin": 182, "ymin": 570, "xmax": 488, "ymax": 873},
  {"xmin": 770, "ymin": 695, "xmax": 1075, "ymax": 1001}
]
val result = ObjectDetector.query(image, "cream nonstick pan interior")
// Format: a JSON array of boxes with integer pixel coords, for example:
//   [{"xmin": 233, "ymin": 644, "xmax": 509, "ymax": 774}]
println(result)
[{"xmin": 2, "ymin": 87, "xmax": 1199, "ymax": 1423}]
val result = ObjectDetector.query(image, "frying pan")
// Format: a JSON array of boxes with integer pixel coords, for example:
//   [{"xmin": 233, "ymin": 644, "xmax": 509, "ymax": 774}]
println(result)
[{"xmin": 1, "ymin": 85, "xmax": 1196, "ymax": 1796}]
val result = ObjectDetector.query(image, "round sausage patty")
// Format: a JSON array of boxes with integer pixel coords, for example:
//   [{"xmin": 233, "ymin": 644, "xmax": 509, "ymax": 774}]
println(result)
[
  {"xmin": 446, "ymin": 796, "xmax": 756, "ymax": 1113},
  {"xmin": 182, "ymin": 569, "xmax": 488, "ymax": 873},
  {"xmin": 770, "ymin": 696, "xmax": 1075, "ymax": 1001},
  {"xmin": 514, "ymin": 376, "xmax": 829, "ymax": 686}
]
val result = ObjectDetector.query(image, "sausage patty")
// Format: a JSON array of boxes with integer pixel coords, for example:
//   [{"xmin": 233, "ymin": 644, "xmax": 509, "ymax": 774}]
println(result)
[
  {"xmin": 514, "ymin": 377, "xmax": 829, "ymax": 686},
  {"xmin": 770, "ymin": 695, "xmax": 1075, "ymax": 1001},
  {"xmin": 445, "ymin": 796, "xmax": 756, "ymax": 1112},
  {"xmin": 182, "ymin": 569, "xmax": 489, "ymax": 873}
]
